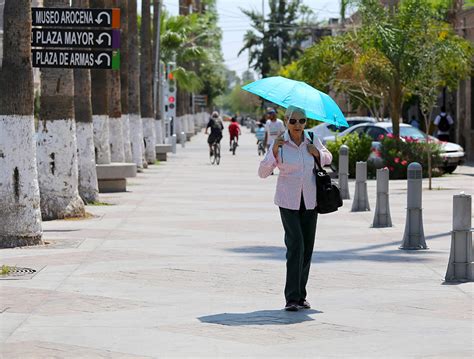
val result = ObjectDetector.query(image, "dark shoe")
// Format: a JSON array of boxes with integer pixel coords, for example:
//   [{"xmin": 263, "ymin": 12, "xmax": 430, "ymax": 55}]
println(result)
[
  {"xmin": 298, "ymin": 299, "xmax": 311, "ymax": 309},
  {"xmin": 210, "ymin": 150, "xmax": 213, "ymax": 157},
  {"xmin": 284, "ymin": 301, "xmax": 299, "ymax": 312}
]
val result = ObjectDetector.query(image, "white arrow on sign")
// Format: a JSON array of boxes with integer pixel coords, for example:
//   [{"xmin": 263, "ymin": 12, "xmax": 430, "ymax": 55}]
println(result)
[
  {"xmin": 96, "ymin": 33, "xmax": 112, "ymax": 46},
  {"xmin": 95, "ymin": 53, "xmax": 111, "ymax": 67},
  {"xmin": 95, "ymin": 11, "xmax": 111, "ymax": 25}
]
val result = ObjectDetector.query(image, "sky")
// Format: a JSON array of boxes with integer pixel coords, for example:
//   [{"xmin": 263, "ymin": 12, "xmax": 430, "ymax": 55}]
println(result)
[{"xmin": 141, "ymin": 1, "xmax": 345, "ymax": 79}]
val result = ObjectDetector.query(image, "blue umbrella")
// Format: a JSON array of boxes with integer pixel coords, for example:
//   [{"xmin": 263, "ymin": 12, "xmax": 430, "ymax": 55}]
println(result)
[{"xmin": 242, "ymin": 76, "xmax": 348, "ymax": 128}]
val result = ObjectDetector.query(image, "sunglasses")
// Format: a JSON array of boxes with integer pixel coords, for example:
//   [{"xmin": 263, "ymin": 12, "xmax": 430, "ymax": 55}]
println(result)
[{"xmin": 288, "ymin": 118, "xmax": 307, "ymax": 125}]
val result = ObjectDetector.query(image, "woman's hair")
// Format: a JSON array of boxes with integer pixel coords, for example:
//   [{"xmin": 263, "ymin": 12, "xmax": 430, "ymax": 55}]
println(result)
[{"xmin": 285, "ymin": 106, "xmax": 306, "ymax": 119}]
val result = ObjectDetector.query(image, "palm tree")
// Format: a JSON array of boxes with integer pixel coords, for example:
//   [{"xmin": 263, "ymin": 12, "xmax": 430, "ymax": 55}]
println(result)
[
  {"xmin": 141, "ymin": 0, "xmax": 157, "ymax": 163},
  {"xmin": 120, "ymin": 0, "xmax": 133, "ymax": 162},
  {"xmin": 73, "ymin": 0, "xmax": 99, "ymax": 204},
  {"xmin": 37, "ymin": 0, "xmax": 85, "ymax": 220},
  {"xmin": 108, "ymin": 0, "xmax": 125, "ymax": 163},
  {"xmin": 0, "ymin": 0, "xmax": 42, "ymax": 247},
  {"xmin": 128, "ymin": 0, "xmax": 145, "ymax": 170},
  {"xmin": 90, "ymin": 0, "xmax": 111, "ymax": 164}
]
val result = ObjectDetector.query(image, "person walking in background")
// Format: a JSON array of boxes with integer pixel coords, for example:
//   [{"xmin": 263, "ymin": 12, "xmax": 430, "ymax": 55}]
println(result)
[
  {"xmin": 409, "ymin": 115, "xmax": 420, "ymax": 129},
  {"xmin": 258, "ymin": 106, "xmax": 332, "ymax": 312},
  {"xmin": 263, "ymin": 107, "xmax": 285, "ymax": 150},
  {"xmin": 433, "ymin": 106, "xmax": 454, "ymax": 142}
]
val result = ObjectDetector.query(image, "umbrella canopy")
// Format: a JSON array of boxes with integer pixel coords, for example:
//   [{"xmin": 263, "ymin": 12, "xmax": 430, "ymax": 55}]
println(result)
[{"xmin": 242, "ymin": 76, "xmax": 348, "ymax": 128}]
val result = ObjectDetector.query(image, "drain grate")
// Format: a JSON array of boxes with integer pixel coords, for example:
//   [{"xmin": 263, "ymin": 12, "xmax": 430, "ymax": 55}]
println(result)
[{"xmin": 1, "ymin": 267, "xmax": 36, "ymax": 277}]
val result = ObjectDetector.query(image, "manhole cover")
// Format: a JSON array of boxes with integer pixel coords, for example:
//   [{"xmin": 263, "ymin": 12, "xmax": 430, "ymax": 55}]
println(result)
[{"xmin": 1, "ymin": 267, "xmax": 36, "ymax": 278}]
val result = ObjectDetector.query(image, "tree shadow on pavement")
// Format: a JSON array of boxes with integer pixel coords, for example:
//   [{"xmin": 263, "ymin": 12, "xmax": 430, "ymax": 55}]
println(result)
[
  {"xmin": 198, "ymin": 309, "xmax": 322, "ymax": 326},
  {"xmin": 227, "ymin": 240, "xmax": 440, "ymax": 263}
]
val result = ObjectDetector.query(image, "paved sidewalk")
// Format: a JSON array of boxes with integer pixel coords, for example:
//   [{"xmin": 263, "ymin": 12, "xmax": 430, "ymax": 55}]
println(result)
[{"xmin": 0, "ymin": 127, "xmax": 473, "ymax": 358}]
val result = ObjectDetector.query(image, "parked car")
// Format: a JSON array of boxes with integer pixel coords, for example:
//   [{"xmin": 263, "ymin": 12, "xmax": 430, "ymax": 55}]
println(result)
[
  {"xmin": 324, "ymin": 122, "xmax": 465, "ymax": 173},
  {"xmin": 311, "ymin": 117, "xmax": 379, "ymax": 144}
]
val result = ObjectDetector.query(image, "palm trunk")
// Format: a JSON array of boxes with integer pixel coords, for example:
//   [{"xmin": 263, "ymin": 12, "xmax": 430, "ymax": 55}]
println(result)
[
  {"xmin": 153, "ymin": 0, "xmax": 164, "ymax": 145},
  {"xmin": 90, "ymin": 0, "xmax": 111, "ymax": 164},
  {"xmin": 128, "ymin": 0, "xmax": 144, "ymax": 170},
  {"xmin": 37, "ymin": 1, "xmax": 85, "ymax": 221},
  {"xmin": 120, "ymin": 0, "xmax": 133, "ymax": 162},
  {"xmin": 390, "ymin": 76, "xmax": 402, "ymax": 137},
  {"xmin": 0, "ymin": 0, "xmax": 42, "ymax": 247},
  {"xmin": 141, "ymin": 0, "xmax": 157, "ymax": 163},
  {"xmin": 73, "ymin": 0, "xmax": 99, "ymax": 204},
  {"xmin": 107, "ymin": 0, "xmax": 125, "ymax": 163}
]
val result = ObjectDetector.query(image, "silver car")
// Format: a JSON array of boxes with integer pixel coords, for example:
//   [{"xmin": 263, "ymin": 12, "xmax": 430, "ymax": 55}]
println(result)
[
  {"xmin": 311, "ymin": 117, "xmax": 378, "ymax": 144},
  {"xmin": 324, "ymin": 122, "xmax": 465, "ymax": 173}
]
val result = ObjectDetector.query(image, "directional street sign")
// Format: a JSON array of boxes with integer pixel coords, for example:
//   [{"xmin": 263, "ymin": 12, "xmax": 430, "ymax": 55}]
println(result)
[
  {"xmin": 32, "ymin": 49, "xmax": 120, "ymax": 69},
  {"xmin": 32, "ymin": 8, "xmax": 120, "ymax": 29},
  {"xmin": 32, "ymin": 29, "xmax": 120, "ymax": 49}
]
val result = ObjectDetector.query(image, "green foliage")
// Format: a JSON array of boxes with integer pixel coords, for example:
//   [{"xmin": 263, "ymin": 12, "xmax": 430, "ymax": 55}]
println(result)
[
  {"xmin": 378, "ymin": 135, "xmax": 443, "ymax": 179},
  {"xmin": 325, "ymin": 133, "xmax": 373, "ymax": 177}
]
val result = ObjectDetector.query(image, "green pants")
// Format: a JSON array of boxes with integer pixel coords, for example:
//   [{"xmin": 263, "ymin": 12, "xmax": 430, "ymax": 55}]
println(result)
[{"xmin": 279, "ymin": 200, "xmax": 318, "ymax": 302}]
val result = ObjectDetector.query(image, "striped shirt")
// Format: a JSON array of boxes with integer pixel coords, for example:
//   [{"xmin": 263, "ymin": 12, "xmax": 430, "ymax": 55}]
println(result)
[{"xmin": 258, "ymin": 130, "xmax": 333, "ymax": 210}]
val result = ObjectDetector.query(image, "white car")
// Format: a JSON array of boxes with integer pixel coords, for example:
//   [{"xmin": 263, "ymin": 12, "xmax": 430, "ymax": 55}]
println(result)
[
  {"xmin": 324, "ymin": 122, "xmax": 465, "ymax": 173},
  {"xmin": 311, "ymin": 117, "xmax": 378, "ymax": 144}
]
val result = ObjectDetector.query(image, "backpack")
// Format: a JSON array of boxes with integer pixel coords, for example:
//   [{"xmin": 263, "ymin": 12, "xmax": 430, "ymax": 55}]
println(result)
[
  {"xmin": 438, "ymin": 114, "xmax": 451, "ymax": 132},
  {"xmin": 308, "ymin": 131, "xmax": 343, "ymax": 214}
]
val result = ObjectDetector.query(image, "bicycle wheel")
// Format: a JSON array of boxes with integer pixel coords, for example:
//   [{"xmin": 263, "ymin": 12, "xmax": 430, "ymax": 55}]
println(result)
[
  {"xmin": 232, "ymin": 140, "xmax": 237, "ymax": 155},
  {"xmin": 210, "ymin": 145, "xmax": 216, "ymax": 164},
  {"xmin": 215, "ymin": 143, "xmax": 221, "ymax": 165}
]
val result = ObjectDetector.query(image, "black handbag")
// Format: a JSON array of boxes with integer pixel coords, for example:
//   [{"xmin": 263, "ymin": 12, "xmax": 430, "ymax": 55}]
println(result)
[{"xmin": 308, "ymin": 132, "xmax": 343, "ymax": 214}]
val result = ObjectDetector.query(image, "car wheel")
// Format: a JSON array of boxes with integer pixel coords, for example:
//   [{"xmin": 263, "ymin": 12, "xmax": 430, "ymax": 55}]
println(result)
[{"xmin": 444, "ymin": 165, "xmax": 457, "ymax": 174}]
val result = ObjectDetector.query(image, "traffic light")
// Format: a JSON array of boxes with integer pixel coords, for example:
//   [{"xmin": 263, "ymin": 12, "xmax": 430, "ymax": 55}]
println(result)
[{"xmin": 165, "ymin": 62, "xmax": 177, "ymax": 116}]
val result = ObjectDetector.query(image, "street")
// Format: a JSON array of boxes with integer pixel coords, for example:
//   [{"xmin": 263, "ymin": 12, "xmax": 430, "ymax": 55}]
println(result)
[{"xmin": 0, "ymin": 126, "xmax": 472, "ymax": 358}]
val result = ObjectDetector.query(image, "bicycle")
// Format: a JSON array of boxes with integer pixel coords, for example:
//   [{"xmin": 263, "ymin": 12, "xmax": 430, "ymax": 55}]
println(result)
[
  {"xmin": 210, "ymin": 141, "xmax": 221, "ymax": 165},
  {"xmin": 230, "ymin": 138, "xmax": 238, "ymax": 155},
  {"xmin": 257, "ymin": 140, "xmax": 266, "ymax": 156}
]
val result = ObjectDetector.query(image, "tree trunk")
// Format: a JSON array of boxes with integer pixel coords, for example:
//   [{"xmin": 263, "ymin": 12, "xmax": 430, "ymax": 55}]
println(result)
[
  {"xmin": 72, "ymin": 0, "xmax": 99, "ymax": 204},
  {"xmin": 120, "ymin": 0, "xmax": 133, "ymax": 162},
  {"xmin": 390, "ymin": 76, "xmax": 402, "ymax": 137},
  {"xmin": 141, "ymin": 0, "xmax": 157, "ymax": 163},
  {"xmin": 107, "ymin": 0, "xmax": 125, "ymax": 163},
  {"xmin": 153, "ymin": 0, "xmax": 164, "ymax": 144},
  {"xmin": 128, "ymin": 0, "xmax": 144, "ymax": 170},
  {"xmin": 0, "ymin": 0, "xmax": 43, "ymax": 247},
  {"xmin": 90, "ymin": 0, "xmax": 111, "ymax": 165},
  {"xmin": 36, "ymin": 0, "xmax": 85, "ymax": 221}
]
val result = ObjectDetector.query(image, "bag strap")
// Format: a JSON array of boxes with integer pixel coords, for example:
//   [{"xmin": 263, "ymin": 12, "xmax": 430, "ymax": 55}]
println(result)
[{"xmin": 307, "ymin": 131, "xmax": 325, "ymax": 172}]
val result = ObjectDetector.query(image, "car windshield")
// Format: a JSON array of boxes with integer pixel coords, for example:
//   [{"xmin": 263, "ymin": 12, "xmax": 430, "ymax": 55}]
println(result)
[{"xmin": 388, "ymin": 126, "xmax": 427, "ymax": 140}]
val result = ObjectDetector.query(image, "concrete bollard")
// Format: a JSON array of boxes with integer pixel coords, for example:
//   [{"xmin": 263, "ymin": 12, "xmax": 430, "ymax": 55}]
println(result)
[
  {"xmin": 445, "ymin": 194, "xmax": 473, "ymax": 282},
  {"xmin": 351, "ymin": 162, "xmax": 370, "ymax": 212},
  {"xmin": 339, "ymin": 145, "xmax": 350, "ymax": 200},
  {"xmin": 372, "ymin": 168, "xmax": 392, "ymax": 228},
  {"xmin": 171, "ymin": 134, "xmax": 177, "ymax": 154},
  {"xmin": 400, "ymin": 162, "xmax": 427, "ymax": 249},
  {"xmin": 180, "ymin": 132, "xmax": 186, "ymax": 148}
]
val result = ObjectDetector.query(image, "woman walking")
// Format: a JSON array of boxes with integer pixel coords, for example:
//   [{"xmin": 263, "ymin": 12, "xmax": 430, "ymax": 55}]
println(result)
[{"xmin": 258, "ymin": 106, "xmax": 333, "ymax": 311}]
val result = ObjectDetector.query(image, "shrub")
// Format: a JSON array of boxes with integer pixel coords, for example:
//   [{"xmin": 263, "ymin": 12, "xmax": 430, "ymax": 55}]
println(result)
[
  {"xmin": 325, "ymin": 133, "xmax": 373, "ymax": 177},
  {"xmin": 378, "ymin": 134, "xmax": 443, "ymax": 179}
]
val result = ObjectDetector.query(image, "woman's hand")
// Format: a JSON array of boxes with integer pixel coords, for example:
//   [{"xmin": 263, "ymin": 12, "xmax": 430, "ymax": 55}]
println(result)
[
  {"xmin": 307, "ymin": 143, "xmax": 320, "ymax": 161},
  {"xmin": 272, "ymin": 134, "xmax": 285, "ymax": 158}
]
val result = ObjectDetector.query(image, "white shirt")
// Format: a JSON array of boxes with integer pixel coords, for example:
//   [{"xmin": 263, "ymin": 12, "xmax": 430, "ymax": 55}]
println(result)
[
  {"xmin": 265, "ymin": 119, "xmax": 285, "ymax": 144},
  {"xmin": 433, "ymin": 112, "xmax": 454, "ymax": 135},
  {"xmin": 258, "ymin": 130, "xmax": 333, "ymax": 210}
]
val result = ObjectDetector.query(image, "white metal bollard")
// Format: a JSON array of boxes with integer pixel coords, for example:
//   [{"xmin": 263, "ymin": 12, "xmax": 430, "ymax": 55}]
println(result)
[
  {"xmin": 372, "ymin": 168, "xmax": 392, "ymax": 228},
  {"xmin": 445, "ymin": 193, "xmax": 473, "ymax": 282},
  {"xmin": 351, "ymin": 162, "xmax": 370, "ymax": 212},
  {"xmin": 180, "ymin": 132, "xmax": 186, "ymax": 148},
  {"xmin": 400, "ymin": 162, "xmax": 427, "ymax": 249},
  {"xmin": 339, "ymin": 145, "xmax": 350, "ymax": 200}
]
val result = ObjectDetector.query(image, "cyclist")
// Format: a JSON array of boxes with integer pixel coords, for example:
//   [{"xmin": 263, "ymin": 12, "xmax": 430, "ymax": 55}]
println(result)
[
  {"xmin": 205, "ymin": 111, "xmax": 224, "ymax": 156},
  {"xmin": 228, "ymin": 116, "xmax": 241, "ymax": 151},
  {"xmin": 255, "ymin": 122, "xmax": 265, "ymax": 153}
]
